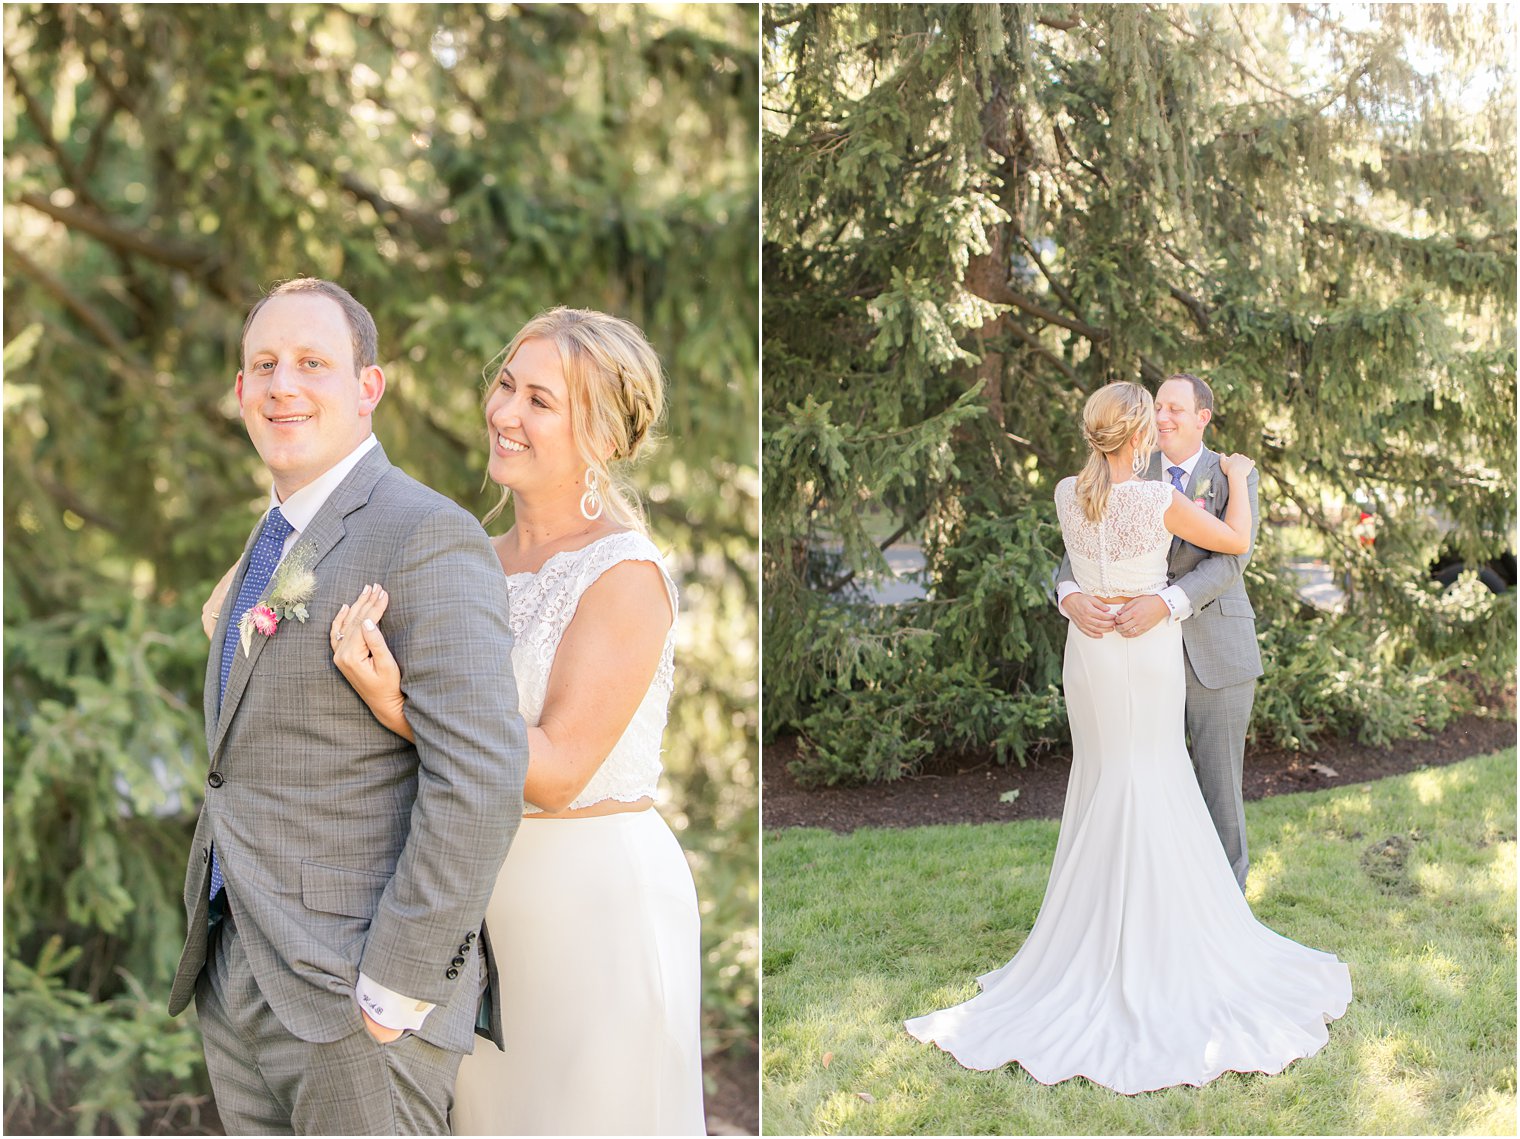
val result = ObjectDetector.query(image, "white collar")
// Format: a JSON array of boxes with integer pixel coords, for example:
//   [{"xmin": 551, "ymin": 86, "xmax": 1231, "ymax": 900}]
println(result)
[
  {"xmin": 267, "ymin": 435, "xmax": 379, "ymax": 534},
  {"xmin": 1162, "ymin": 445, "xmax": 1205, "ymax": 478}
]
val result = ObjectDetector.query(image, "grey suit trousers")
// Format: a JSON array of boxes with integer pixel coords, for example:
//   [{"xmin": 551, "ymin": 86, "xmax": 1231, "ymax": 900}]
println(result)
[
  {"xmin": 1183, "ymin": 654, "xmax": 1254, "ymax": 891},
  {"xmin": 198, "ymin": 902, "xmax": 461, "ymax": 1136}
]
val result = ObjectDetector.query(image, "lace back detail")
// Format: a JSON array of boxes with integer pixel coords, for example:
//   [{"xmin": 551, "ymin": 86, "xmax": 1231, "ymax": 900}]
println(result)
[
  {"xmin": 506, "ymin": 530, "xmax": 678, "ymax": 811},
  {"xmin": 1055, "ymin": 478, "xmax": 1173, "ymax": 597}
]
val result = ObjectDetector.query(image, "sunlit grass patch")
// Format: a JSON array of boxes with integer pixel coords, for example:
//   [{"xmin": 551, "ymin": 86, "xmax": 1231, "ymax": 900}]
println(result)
[{"xmin": 762, "ymin": 749, "xmax": 1517, "ymax": 1135}]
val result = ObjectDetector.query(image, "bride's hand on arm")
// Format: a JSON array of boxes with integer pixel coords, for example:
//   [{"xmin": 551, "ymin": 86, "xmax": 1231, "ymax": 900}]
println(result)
[
  {"xmin": 527, "ymin": 561, "xmax": 672, "ymax": 813},
  {"xmin": 329, "ymin": 585, "xmax": 412, "ymax": 740},
  {"xmin": 1164, "ymin": 454, "xmax": 1255, "ymax": 556},
  {"xmin": 201, "ymin": 563, "xmax": 238, "ymax": 639}
]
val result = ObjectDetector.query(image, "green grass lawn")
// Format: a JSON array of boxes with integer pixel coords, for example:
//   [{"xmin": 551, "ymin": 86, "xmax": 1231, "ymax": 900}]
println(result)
[{"xmin": 761, "ymin": 749, "xmax": 1517, "ymax": 1135}]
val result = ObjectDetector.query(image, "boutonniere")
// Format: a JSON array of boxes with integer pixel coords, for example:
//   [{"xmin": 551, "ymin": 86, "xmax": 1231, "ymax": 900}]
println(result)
[
  {"xmin": 1193, "ymin": 475, "xmax": 1215, "ymax": 508},
  {"xmin": 239, "ymin": 541, "xmax": 319, "ymax": 655}
]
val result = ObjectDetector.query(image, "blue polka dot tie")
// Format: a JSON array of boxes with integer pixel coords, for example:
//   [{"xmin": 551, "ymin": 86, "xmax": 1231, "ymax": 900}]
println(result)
[
  {"xmin": 209, "ymin": 506, "xmax": 294, "ymax": 900},
  {"xmin": 1168, "ymin": 465, "xmax": 1187, "ymax": 494}
]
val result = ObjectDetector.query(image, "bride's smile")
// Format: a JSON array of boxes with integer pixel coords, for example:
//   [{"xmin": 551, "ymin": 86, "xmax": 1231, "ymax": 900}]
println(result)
[{"xmin": 484, "ymin": 336, "xmax": 586, "ymax": 508}]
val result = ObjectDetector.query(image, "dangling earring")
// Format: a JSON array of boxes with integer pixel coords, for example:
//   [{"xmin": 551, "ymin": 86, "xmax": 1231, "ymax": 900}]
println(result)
[
  {"xmin": 1132, "ymin": 448, "xmax": 1148, "ymax": 476},
  {"xmin": 580, "ymin": 467, "xmax": 604, "ymax": 521}
]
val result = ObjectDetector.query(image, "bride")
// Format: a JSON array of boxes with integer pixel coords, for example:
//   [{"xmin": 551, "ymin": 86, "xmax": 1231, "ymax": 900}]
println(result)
[
  {"xmin": 324, "ymin": 309, "xmax": 705, "ymax": 1133},
  {"xmin": 906, "ymin": 381, "xmax": 1351, "ymax": 1095}
]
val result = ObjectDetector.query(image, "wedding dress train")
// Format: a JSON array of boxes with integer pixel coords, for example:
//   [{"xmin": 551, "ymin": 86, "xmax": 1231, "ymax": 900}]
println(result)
[{"xmin": 906, "ymin": 479, "xmax": 1351, "ymax": 1094}]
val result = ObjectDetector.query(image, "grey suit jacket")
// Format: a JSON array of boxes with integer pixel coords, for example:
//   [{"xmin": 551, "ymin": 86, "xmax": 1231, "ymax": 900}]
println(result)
[
  {"xmin": 1158, "ymin": 448, "xmax": 1263, "ymax": 689},
  {"xmin": 1055, "ymin": 447, "xmax": 1263, "ymax": 690},
  {"xmin": 168, "ymin": 443, "xmax": 527, "ymax": 1053}
]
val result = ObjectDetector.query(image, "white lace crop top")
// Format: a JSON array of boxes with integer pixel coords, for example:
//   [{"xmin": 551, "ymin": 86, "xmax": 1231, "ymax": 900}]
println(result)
[
  {"xmin": 504, "ymin": 530, "xmax": 677, "ymax": 812},
  {"xmin": 1055, "ymin": 477, "xmax": 1174, "ymax": 597}
]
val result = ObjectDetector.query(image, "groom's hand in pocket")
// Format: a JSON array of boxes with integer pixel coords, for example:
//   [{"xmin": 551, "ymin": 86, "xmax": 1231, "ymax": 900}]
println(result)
[
  {"xmin": 360, "ymin": 1008, "xmax": 405, "ymax": 1045},
  {"xmin": 1060, "ymin": 592, "xmax": 1118, "ymax": 639}
]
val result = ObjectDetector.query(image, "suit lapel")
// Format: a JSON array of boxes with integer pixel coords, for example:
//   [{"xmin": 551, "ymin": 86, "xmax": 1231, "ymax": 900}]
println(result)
[
  {"xmin": 207, "ymin": 444, "xmax": 394, "ymax": 762},
  {"xmin": 202, "ymin": 525, "xmax": 262, "ymax": 752},
  {"xmin": 1184, "ymin": 448, "xmax": 1220, "ymax": 500}
]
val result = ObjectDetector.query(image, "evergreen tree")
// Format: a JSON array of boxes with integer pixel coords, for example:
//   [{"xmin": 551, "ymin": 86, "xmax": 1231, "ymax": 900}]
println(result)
[
  {"xmin": 4, "ymin": 4, "xmax": 758, "ymax": 1129},
  {"xmin": 763, "ymin": 3, "xmax": 1515, "ymax": 784}
]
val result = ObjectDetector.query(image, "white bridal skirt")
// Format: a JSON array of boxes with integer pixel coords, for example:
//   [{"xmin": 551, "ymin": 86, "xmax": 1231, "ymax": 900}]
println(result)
[
  {"xmin": 905, "ymin": 614, "xmax": 1352, "ymax": 1094},
  {"xmin": 453, "ymin": 808, "xmax": 706, "ymax": 1135}
]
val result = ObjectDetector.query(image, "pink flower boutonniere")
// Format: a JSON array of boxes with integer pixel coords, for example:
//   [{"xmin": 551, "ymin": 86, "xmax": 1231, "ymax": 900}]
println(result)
[
  {"xmin": 249, "ymin": 605, "xmax": 279, "ymax": 636},
  {"xmin": 1193, "ymin": 475, "xmax": 1215, "ymax": 509},
  {"xmin": 238, "ymin": 542, "xmax": 319, "ymax": 655}
]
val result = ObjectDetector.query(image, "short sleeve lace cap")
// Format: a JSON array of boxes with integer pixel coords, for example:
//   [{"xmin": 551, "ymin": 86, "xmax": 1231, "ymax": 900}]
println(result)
[{"xmin": 505, "ymin": 529, "xmax": 678, "ymax": 811}]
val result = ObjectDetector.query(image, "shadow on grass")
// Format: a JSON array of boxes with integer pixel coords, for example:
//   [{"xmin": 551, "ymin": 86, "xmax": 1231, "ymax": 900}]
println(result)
[{"xmin": 762, "ymin": 750, "xmax": 1516, "ymax": 1136}]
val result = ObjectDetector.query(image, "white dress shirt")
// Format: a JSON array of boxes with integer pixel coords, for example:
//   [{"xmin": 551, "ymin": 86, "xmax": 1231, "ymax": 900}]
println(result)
[
  {"xmin": 1057, "ymin": 445, "xmax": 1204, "ymax": 624},
  {"xmin": 264, "ymin": 434, "xmax": 435, "ymax": 1033}
]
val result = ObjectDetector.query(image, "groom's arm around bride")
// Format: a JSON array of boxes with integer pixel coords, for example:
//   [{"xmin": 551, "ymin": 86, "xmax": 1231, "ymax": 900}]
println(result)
[{"xmin": 1055, "ymin": 373, "xmax": 1262, "ymax": 889}]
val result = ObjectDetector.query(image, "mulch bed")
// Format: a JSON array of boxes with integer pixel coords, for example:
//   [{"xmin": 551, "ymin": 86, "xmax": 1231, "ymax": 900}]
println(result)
[
  {"xmin": 763, "ymin": 696, "xmax": 1516, "ymax": 834},
  {"xmin": 704, "ymin": 1044, "xmax": 759, "ymax": 1136}
]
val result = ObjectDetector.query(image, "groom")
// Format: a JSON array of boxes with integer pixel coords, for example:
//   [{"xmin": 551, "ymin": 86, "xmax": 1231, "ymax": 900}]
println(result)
[
  {"xmin": 1057, "ymin": 373, "xmax": 1262, "ymax": 890},
  {"xmin": 167, "ymin": 279, "xmax": 527, "ymax": 1133}
]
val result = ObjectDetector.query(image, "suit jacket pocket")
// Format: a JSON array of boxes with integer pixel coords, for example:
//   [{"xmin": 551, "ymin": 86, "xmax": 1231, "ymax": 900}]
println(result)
[
  {"xmin": 1215, "ymin": 596, "xmax": 1256, "ymax": 619},
  {"xmin": 301, "ymin": 859, "xmax": 391, "ymax": 919}
]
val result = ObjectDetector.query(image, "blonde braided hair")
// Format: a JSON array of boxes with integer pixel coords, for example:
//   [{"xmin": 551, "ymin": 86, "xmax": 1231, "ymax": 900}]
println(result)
[
  {"xmin": 1075, "ymin": 382, "xmax": 1157, "ymax": 522},
  {"xmin": 482, "ymin": 307, "xmax": 665, "ymax": 532}
]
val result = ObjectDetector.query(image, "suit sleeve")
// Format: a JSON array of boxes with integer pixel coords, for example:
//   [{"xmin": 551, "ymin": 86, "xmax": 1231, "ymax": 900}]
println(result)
[
  {"xmin": 358, "ymin": 507, "xmax": 527, "ymax": 1004},
  {"xmin": 1056, "ymin": 551, "xmax": 1076, "ymax": 591},
  {"xmin": 1053, "ymin": 480, "xmax": 1077, "ymax": 606},
  {"xmin": 1173, "ymin": 467, "xmax": 1260, "ymax": 614}
]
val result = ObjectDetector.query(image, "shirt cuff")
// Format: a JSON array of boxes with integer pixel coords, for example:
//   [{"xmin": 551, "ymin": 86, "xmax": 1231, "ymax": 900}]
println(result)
[
  {"xmin": 356, "ymin": 972, "xmax": 436, "ymax": 1032},
  {"xmin": 1159, "ymin": 584, "xmax": 1193, "ymax": 623},
  {"xmin": 1056, "ymin": 580, "xmax": 1081, "ymax": 615}
]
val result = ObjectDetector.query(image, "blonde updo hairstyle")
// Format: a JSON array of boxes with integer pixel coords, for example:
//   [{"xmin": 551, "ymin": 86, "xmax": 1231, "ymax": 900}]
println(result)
[
  {"xmin": 1075, "ymin": 381, "xmax": 1158, "ymax": 522},
  {"xmin": 483, "ymin": 306, "xmax": 665, "ymax": 533}
]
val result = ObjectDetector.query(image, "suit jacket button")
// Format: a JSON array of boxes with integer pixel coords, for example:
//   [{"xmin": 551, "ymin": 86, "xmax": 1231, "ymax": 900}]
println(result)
[
  {"xmin": 458, "ymin": 943, "xmax": 471, "ymax": 955},
  {"xmin": 465, "ymin": 931, "xmax": 477, "ymax": 942},
  {"xmin": 451, "ymin": 955, "xmax": 466, "ymax": 967},
  {"xmin": 445, "ymin": 967, "xmax": 460, "ymax": 980},
  {"xmin": 207, "ymin": 772, "xmax": 224, "ymax": 788}
]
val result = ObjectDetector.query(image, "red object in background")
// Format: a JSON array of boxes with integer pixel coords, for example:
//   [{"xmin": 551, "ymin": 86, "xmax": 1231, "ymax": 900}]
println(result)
[{"xmin": 1354, "ymin": 511, "xmax": 1377, "ymax": 548}]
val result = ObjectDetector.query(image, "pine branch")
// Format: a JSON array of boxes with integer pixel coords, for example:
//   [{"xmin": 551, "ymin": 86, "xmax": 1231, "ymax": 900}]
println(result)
[
  {"xmin": 1267, "ymin": 464, "xmax": 1362, "ymax": 562},
  {"xmin": 819, "ymin": 510, "xmax": 926, "ymax": 596},
  {"xmin": 3, "ymin": 51, "xmax": 95, "ymax": 209},
  {"xmin": 1, "ymin": 260, "xmax": 236, "ymax": 447},
  {"xmin": 333, "ymin": 171, "xmax": 447, "ymax": 243},
  {"xmin": 1037, "ymin": 13, "xmax": 1082, "ymax": 33},
  {"xmin": 32, "ymin": 472, "xmax": 123, "ymax": 535},
  {"xmin": 1015, "ymin": 233, "xmax": 1083, "ymax": 318},
  {"xmin": 4, "ymin": 240, "xmax": 128, "ymax": 351},
  {"xmin": 766, "ymin": 8, "xmax": 808, "ymax": 30},
  {"xmin": 1050, "ymin": 118, "xmax": 1109, "ymax": 189},
  {"xmin": 1002, "ymin": 317, "xmax": 1078, "ymax": 383},
  {"xmin": 1167, "ymin": 283, "xmax": 1213, "ymax": 333},
  {"xmin": 80, "ymin": 7, "xmax": 143, "ymax": 120},
  {"xmin": 77, "ymin": 98, "xmax": 121, "ymax": 183},
  {"xmin": 965, "ymin": 251, "xmax": 1110, "ymax": 341},
  {"xmin": 17, "ymin": 191, "xmax": 218, "ymax": 273}
]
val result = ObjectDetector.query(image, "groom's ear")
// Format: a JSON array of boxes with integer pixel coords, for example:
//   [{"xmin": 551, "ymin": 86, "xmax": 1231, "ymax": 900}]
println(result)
[
  {"xmin": 1197, "ymin": 407, "xmax": 1212, "ymax": 431},
  {"xmin": 234, "ymin": 371, "xmax": 245, "ymax": 403},
  {"xmin": 358, "ymin": 364, "xmax": 386, "ymax": 417}
]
